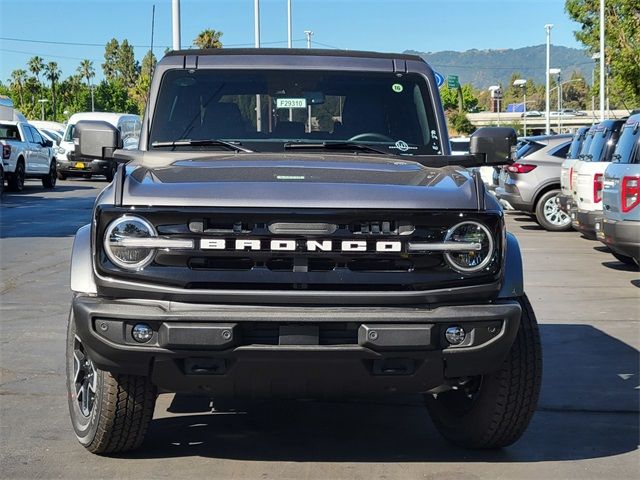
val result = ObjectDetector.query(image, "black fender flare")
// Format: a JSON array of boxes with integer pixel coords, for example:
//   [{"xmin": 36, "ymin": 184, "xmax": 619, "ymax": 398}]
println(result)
[{"xmin": 498, "ymin": 232, "xmax": 524, "ymax": 298}]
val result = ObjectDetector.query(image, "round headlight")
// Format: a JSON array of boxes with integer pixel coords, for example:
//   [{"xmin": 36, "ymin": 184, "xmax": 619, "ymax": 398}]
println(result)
[
  {"xmin": 444, "ymin": 221, "xmax": 494, "ymax": 273},
  {"xmin": 104, "ymin": 216, "xmax": 156, "ymax": 270}
]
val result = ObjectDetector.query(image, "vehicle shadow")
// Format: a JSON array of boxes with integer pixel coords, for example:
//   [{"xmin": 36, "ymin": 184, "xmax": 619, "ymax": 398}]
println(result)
[
  {"xmin": 125, "ymin": 324, "xmax": 638, "ymax": 463},
  {"xmin": 601, "ymin": 261, "xmax": 639, "ymax": 273},
  {"xmin": 0, "ymin": 194, "xmax": 97, "ymax": 238},
  {"xmin": 519, "ymin": 224, "xmax": 544, "ymax": 231}
]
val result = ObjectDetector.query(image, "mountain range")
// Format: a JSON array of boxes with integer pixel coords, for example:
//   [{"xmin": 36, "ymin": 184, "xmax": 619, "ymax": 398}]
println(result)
[{"xmin": 404, "ymin": 45, "xmax": 593, "ymax": 89}]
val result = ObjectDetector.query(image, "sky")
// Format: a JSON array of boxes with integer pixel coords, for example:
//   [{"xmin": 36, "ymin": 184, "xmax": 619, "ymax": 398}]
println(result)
[{"xmin": 0, "ymin": 0, "xmax": 583, "ymax": 83}]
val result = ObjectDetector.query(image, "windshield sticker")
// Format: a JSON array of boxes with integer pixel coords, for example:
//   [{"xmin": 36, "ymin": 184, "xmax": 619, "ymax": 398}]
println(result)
[
  {"xmin": 276, "ymin": 98, "xmax": 307, "ymax": 109},
  {"xmin": 389, "ymin": 140, "xmax": 417, "ymax": 152},
  {"xmin": 392, "ymin": 83, "xmax": 403, "ymax": 93}
]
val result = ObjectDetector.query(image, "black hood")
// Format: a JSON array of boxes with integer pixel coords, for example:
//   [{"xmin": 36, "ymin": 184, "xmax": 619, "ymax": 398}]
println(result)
[{"xmin": 120, "ymin": 152, "xmax": 479, "ymax": 209}]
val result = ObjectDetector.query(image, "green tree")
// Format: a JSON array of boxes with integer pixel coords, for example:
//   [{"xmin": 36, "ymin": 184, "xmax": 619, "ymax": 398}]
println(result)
[
  {"xmin": 193, "ymin": 29, "xmax": 223, "ymax": 49},
  {"xmin": 562, "ymin": 71, "xmax": 589, "ymax": 109},
  {"xmin": 439, "ymin": 84, "xmax": 478, "ymax": 112},
  {"xmin": 44, "ymin": 62, "xmax": 61, "ymax": 120},
  {"xmin": 129, "ymin": 51, "xmax": 157, "ymax": 114},
  {"xmin": 565, "ymin": 0, "xmax": 640, "ymax": 107},
  {"xmin": 447, "ymin": 111, "xmax": 475, "ymax": 136},
  {"xmin": 28, "ymin": 56, "xmax": 44, "ymax": 85},
  {"xmin": 117, "ymin": 40, "xmax": 139, "ymax": 88},
  {"xmin": 77, "ymin": 59, "xmax": 95, "ymax": 87},
  {"xmin": 10, "ymin": 69, "xmax": 27, "ymax": 105},
  {"xmin": 103, "ymin": 38, "xmax": 120, "ymax": 81},
  {"xmin": 95, "ymin": 78, "xmax": 138, "ymax": 114}
]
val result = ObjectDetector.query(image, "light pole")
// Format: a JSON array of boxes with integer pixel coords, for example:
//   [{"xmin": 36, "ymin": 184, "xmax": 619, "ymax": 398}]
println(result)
[
  {"xmin": 599, "ymin": 0, "xmax": 605, "ymax": 121},
  {"xmin": 254, "ymin": 0, "xmax": 262, "ymax": 132},
  {"xmin": 488, "ymin": 85, "xmax": 502, "ymax": 126},
  {"xmin": 287, "ymin": 0, "xmax": 292, "ymax": 48},
  {"xmin": 287, "ymin": 0, "xmax": 293, "ymax": 121},
  {"xmin": 513, "ymin": 79, "xmax": 527, "ymax": 136},
  {"xmin": 38, "ymin": 98, "xmax": 48, "ymax": 121},
  {"xmin": 171, "ymin": 0, "xmax": 180, "ymax": 50},
  {"xmin": 304, "ymin": 30, "xmax": 313, "ymax": 131},
  {"xmin": 544, "ymin": 24, "xmax": 553, "ymax": 135},
  {"xmin": 549, "ymin": 68, "xmax": 561, "ymax": 132},
  {"xmin": 304, "ymin": 30, "xmax": 313, "ymax": 49},
  {"xmin": 591, "ymin": 52, "xmax": 599, "ymax": 122}
]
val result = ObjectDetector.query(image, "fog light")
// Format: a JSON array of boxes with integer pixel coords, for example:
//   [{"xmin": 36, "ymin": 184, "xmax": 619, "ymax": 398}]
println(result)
[
  {"xmin": 445, "ymin": 326, "xmax": 466, "ymax": 345},
  {"xmin": 132, "ymin": 323, "xmax": 153, "ymax": 343}
]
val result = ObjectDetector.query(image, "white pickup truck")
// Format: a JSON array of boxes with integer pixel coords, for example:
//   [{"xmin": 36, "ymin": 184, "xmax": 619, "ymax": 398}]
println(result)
[
  {"xmin": 0, "ymin": 120, "xmax": 57, "ymax": 192},
  {"xmin": 570, "ymin": 119, "xmax": 625, "ymax": 237}
]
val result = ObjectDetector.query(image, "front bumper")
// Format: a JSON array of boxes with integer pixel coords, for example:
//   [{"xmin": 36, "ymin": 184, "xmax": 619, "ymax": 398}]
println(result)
[
  {"xmin": 571, "ymin": 208, "xmax": 599, "ymax": 239},
  {"xmin": 57, "ymin": 158, "xmax": 112, "ymax": 176},
  {"xmin": 597, "ymin": 217, "xmax": 640, "ymax": 261},
  {"xmin": 72, "ymin": 296, "xmax": 522, "ymax": 398}
]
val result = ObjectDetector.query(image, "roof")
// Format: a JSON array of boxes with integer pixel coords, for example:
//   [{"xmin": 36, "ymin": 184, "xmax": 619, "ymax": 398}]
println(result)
[
  {"xmin": 67, "ymin": 112, "xmax": 140, "ymax": 125},
  {"xmin": 522, "ymin": 134, "xmax": 573, "ymax": 142},
  {"xmin": 164, "ymin": 47, "xmax": 424, "ymax": 62}
]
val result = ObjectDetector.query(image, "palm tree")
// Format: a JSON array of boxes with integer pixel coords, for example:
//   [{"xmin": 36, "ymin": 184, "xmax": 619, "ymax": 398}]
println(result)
[
  {"xmin": 77, "ymin": 59, "xmax": 95, "ymax": 111},
  {"xmin": 193, "ymin": 29, "xmax": 223, "ymax": 49},
  {"xmin": 10, "ymin": 69, "xmax": 27, "ymax": 105},
  {"xmin": 44, "ymin": 62, "xmax": 61, "ymax": 120},
  {"xmin": 28, "ymin": 56, "xmax": 44, "ymax": 84}
]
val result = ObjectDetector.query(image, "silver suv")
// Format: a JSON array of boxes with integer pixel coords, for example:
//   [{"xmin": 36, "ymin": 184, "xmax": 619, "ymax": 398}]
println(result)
[{"xmin": 496, "ymin": 134, "xmax": 573, "ymax": 231}]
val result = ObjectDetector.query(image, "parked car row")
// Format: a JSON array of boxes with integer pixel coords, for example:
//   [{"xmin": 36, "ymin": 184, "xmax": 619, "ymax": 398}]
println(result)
[
  {"xmin": 496, "ymin": 133, "xmax": 573, "ymax": 230},
  {"xmin": 489, "ymin": 113, "xmax": 639, "ymax": 267},
  {"xmin": 0, "ymin": 112, "xmax": 141, "ymax": 194},
  {"xmin": 521, "ymin": 109, "xmax": 588, "ymax": 118}
]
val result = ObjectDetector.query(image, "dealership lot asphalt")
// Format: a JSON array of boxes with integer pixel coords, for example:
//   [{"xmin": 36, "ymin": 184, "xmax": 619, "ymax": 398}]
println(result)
[{"xmin": 1, "ymin": 179, "xmax": 638, "ymax": 480}]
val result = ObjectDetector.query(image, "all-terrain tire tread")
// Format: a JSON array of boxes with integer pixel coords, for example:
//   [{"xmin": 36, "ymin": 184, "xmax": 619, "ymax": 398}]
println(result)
[
  {"xmin": 85, "ymin": 373, "xmax": 156, "ymax": 454},
  {"xmin": 477, "ymin": 295, "xmax": 542, "ymax": 448}
]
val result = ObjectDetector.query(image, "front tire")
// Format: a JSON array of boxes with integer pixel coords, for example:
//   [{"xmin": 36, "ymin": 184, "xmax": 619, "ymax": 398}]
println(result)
[
  {"xmin": 535, "ymin": 189, "xmax": 571, "ymax": 231},
  {"xmin": 425, "ymin": 294, "xmax": 542, "ymax": 449},
  {"xmin": 66, "ymin": 311, "xmax": 157, "ymax": 454},
  {"xmin": 42, "ymin": 160, "xmax": 57, "ymax": 188}
]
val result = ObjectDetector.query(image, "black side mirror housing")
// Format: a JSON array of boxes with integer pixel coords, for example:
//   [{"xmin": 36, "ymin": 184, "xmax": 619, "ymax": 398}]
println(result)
[
  {"xmin": 470, "ymin": 127, "xmax": 517, "ymax": 165},
  {"xmin": 74, "ymin": 120, "xmax": 123, "ymax": 160},
  {"xmin": 43, "ymin": 139, "xmax": 53, "ymax": 148}
]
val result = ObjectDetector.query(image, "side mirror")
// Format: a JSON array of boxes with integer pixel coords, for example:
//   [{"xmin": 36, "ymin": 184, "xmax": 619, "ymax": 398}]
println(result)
[
  {"xmin": 43, "ymin": 139, "xmax": 53, "ymax": 148},
  {"xmin": 73, "ymin": 120, "xmax": 122, "ymax": 160},
  {"xmin": 470, "ymin": 127, "xmax": 517, "ymax": 165}
]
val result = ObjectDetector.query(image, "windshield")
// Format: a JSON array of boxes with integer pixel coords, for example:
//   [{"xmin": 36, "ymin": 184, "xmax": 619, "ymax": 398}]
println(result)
[
  {"xmin": 0, "ymin": 124, "xmax": 20, "ymax": 140},
  {"xmin": 568, "ymin": 130, "xmax": 586, "ymax": 158},
  {"xmin": 612, "ymin": 126, "xmax": 639, "ymax": 164},
  {"xmin": 516, "ymin": 140, "xmax": 544, "ymax": 159},
  {"xmin": 579, "ymin": 132, "xmax": 594, "ymax": 156},
  {"xmin": 149, "ymin": 69, "xmax": 443, "ymax": 155},
  {"xmin": 63, "ymin": 123, "xmax": 75, "ymax": 142},
  {"xmin": 587, "ymin": 129, "xmax": 611, "ymax": 162},
  {"xmin": 43, "ymin": 129, "xmax": 62, "ymax": 143}
]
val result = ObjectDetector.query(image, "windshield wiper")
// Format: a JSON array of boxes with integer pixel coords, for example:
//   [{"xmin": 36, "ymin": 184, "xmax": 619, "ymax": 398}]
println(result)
[
  {"xmin": 283, "ymin": 141, "xmax": 392, "ymax": 156},
  {"xmin": 151, "ymin": 139, "xmax": 253, "ymax": 153}
]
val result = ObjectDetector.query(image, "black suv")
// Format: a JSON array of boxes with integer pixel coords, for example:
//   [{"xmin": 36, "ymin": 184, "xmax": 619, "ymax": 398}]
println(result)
[{"xmin": 66, "ymin": 49, "xmax": 541, "ymax": 454}]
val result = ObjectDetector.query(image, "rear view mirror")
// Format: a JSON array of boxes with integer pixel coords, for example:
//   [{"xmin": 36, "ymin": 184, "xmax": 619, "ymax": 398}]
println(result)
[
  {"xmin": 43, "ymin": 139, "xmax": 53, "ymax": 148},
  {"xmin": 73, "ymin": 120, "xmax": 122, "ymax": 160},
  {"xmin": 470, "ymin": 127, "xmax": 517, "ymax": 165}
]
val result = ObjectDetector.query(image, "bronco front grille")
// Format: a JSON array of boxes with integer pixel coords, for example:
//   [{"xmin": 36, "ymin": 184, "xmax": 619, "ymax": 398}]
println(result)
[{"xmin": 95, "ymin": 207, "xmax": 503, "ymax": 292}]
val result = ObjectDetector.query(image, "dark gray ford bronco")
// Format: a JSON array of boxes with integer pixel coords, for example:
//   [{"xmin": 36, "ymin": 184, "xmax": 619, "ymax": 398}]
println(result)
[{"xmin": 67, "ymin": 49, "xmax": 542, "ymax": 454}]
